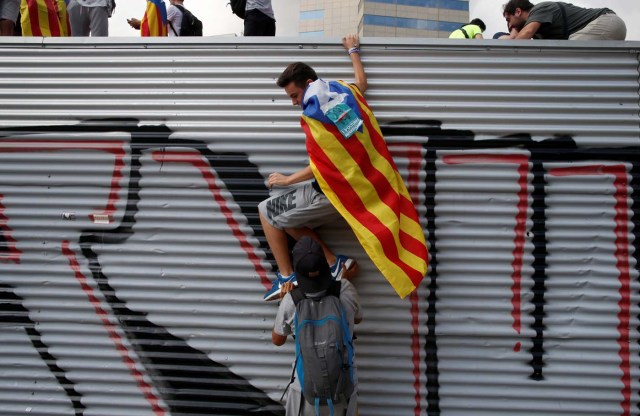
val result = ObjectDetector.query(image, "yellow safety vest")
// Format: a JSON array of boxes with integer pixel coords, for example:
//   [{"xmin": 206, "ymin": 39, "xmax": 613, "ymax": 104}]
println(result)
[{"xmin": 449, "ymin": 24, "xmax": 483, "ymax": 39}]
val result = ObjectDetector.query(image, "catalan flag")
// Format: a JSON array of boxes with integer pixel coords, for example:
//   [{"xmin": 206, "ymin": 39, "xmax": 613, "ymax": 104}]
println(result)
[
  {"xmin": 20, "ymin": 0, "xmax": 70, "ymax": 37},
  {"xmin": 301, "ymin": 80, "xmax": 428, "ymax": 298},
  {"xmin": 141, "ymin": 0, "xmax": 168, "ymax": 37}
]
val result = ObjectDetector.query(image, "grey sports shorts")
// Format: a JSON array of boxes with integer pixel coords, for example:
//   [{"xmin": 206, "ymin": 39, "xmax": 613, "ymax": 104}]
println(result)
[{"xmin": 258, "ymin": 182, "xmax": 341, "ymax": 230}]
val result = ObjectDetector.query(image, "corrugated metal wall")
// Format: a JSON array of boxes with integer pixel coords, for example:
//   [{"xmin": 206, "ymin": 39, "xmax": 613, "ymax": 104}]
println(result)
[{"xmin": 0, "ymin": 36, "xmax": 639, "ymax": 416}]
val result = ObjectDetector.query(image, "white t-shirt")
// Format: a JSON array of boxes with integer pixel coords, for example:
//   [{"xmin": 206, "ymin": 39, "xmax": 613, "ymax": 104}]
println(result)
[{"xmin": 167, "ymin": 4, "xmax": 183, "ymax": 37}]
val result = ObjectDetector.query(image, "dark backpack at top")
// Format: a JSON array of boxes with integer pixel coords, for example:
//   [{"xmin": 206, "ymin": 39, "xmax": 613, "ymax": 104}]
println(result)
[
  {"xmin": 291, "ymin": 282, "xmax": 355, "ymax": 411},
  {"xmin": 174, "ymin": 5, "xmax": 202, "ymax": 36},
  {"xmin": 229, "ymin": 0, "xmax": 247, "ymax": 19}
]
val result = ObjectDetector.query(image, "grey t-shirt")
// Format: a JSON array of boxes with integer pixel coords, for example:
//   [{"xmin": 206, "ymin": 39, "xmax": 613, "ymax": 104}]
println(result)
[{"xmin": 526, "ymin": 2, "xmax": 612, "ymax": 39}]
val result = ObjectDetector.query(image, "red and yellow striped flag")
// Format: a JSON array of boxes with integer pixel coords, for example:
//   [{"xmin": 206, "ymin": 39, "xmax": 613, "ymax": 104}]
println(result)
[
  {"xmin": 141, "ymin": 0, "xmax": 168, "ymax": 37},
  {"xmin": 20, "ymin": 0, "xmax": 70, "ymax": 37},
  {"xmin": 301, "ymin": 80, "xmax": 428, "ymax": 298}
]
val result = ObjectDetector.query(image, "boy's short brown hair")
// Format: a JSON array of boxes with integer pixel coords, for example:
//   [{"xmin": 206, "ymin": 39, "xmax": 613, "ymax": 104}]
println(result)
[{"xmin": 276, "ymin": 62, "xmax": 318, "ymax": 89}]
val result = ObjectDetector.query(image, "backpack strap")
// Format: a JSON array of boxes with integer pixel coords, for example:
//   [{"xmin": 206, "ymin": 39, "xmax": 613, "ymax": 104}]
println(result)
[
  {"xmin": 280, "ymin": 354, "xmax": 298, "ymax": 402},
  {"xmin": 557, "ymin": 3, "xmax": 569, "ymax": 39},
  {"xmin": 291, "ymin": 281, "xmax": 341, "ymax": 304},
  {"xmin": 290, "ymin": 287, "xmax": 305, "ymax": 305},
  {"xmin": 327, "ymin": 280, "xmax": 341, "ymax": 298},
  {"xmin": 311, "ymin": 394, "xmax": 335, "ymax": 415},
  {"xmin": 458, "ymin": 26, "xmax": 470, "ymax": 39},
  {"xmin": 168, "ymin": 4, "xmax": 185, "ymax": 36},
  {"xmin": 168, "ymin": 21, "xmax": 178, "ymax": 36},
  {"xmin": 314, "ymin": 398, "xmax": 335, "ymax": 416}
]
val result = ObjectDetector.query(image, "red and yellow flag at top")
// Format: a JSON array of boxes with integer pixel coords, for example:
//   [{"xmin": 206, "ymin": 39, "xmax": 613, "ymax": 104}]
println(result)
[
  {"xmin": 20, "ymin": 0, "xmax": 168, "ymax": 37},
  {"xmin": 302, "ymin": 81, "xmax": 429, "ymax": 299},
  {"xmin": 141, "ymin": 0, "xmax": 168, "ymax": 37},
  {"xmin": 20, "ymin": 0, "xmax": 71, "ymax": 37}
]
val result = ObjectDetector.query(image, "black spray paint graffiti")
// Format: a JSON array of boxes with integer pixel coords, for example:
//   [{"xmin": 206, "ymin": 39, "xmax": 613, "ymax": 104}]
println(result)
[
  {"xmin": 0, "ymin": 119, "xmax": 283, "ymax": 416},
  {"xmin": 1, "ymin": 119, "xmax": 639, "ymax": 416},
  {"xmin": 380, "ymin": 120, "xmax": 640, "ymax": 415},
  {"xmin": 0, "ymin": 283, "xmax": 86, "ymax": 416}
]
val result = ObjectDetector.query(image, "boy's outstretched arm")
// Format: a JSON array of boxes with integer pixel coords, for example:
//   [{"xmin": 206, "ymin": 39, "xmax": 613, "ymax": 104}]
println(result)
[{"xmin": 342, "ymin": 34, "xmax": 367, "ymax": 94}]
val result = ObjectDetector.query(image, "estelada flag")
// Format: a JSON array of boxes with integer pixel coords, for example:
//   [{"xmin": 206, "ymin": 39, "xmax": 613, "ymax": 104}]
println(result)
[
  {"xmin": 141, "ymin": 0, "xmax": 168, "ymax": 37},
  {"xmin": 20, "ymin": 0, "xmax": 70, "ymax": 37},
  {"xmin": 301, "ymin": 80, "xmax": 429, "ymax": 298}
]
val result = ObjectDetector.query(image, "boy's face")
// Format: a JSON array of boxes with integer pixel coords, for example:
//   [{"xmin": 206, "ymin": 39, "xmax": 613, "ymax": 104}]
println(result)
[{"xmin": 283, "ymin": 80, "xmax": 312, "ymax": 106}]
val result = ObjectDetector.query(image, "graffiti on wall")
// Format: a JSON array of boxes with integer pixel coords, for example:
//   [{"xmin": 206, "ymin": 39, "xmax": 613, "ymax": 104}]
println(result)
[
  {"xmin": 0, "ymin": 120, "xmax": 282, "ymax": 416},
  {"xmin": 384, "ymin": 120, "xmax": 640, "ymax": 416},
  {"xmin": 0, "ymin": 118, "xmax": 639, "ymax": 416}
]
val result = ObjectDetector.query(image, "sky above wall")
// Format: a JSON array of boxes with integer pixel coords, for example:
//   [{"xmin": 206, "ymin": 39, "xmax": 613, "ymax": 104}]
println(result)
[{"xmin": 107, "ymin": 0, "xmax": 638, "ymax": 40}]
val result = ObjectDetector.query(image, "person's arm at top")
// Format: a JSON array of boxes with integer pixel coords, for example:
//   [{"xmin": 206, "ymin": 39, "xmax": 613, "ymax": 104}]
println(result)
[
  {"xmin": 342, "ymin": 34, "xmax": 367, "ymax": 94},
  {"xmin": 267, "ymin": 165, "xmax": 314, "ymax": 188},
  {"xmin": 514, "ymin": 21, "xmax": 541, "ymax": 39},
  {"xmin": 503, "ymin": 27, "xmax": 519, "ymax": 39}
]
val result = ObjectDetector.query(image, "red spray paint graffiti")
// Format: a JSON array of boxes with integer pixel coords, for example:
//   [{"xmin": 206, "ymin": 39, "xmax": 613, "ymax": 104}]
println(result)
[
  {"xmin": 443, "ymin": 154, "xmax": 530, "ymax": 353},
  {"xmin": 549, "ymin": 164, "xmax": 632, "ymax": 416},
  {"xmin": 0, "ymin": 195, "xmax": 21, "ymax": 263},
  {"xmin": 152, "ymin": 150, "xmax": 272, "ymax": 289},
  {"xmin": 0, "ymin": 140, "xmax": 126, "ymax": 224},
  {"xmin": 62, "ymin": 240, "xmax": 166, "ymax": 416}
]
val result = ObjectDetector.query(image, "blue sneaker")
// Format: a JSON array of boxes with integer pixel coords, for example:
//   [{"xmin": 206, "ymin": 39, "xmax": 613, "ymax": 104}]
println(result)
[
  {"xmin": 330, "ymin": 255, "xmax": 358, "ymax": 281},
  {"xmin": 263, "ymin": 272, "xmax": 297, "ymax": 301}
]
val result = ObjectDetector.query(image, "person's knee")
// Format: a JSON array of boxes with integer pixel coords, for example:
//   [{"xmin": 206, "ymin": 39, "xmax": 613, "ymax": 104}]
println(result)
[
  {"xmin": 258, "ymin": 199, "xmax": 268, "ymax": 218},
  {"xmin": 0, "ymin": 19, "xmax": 14, "ymax": 36},
  {"xmin": 258, "ymin": 200, "xmax": 282, "ymax": 229}
]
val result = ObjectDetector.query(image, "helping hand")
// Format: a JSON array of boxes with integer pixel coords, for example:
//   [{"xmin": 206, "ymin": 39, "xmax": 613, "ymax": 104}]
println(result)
[
  {"xmin": 342, "ymin": 34, "xmax": 359, "ymax": 50},
  {"xmin": 279, "ymin": 282, "xmax": 295, "ymax": 299}
]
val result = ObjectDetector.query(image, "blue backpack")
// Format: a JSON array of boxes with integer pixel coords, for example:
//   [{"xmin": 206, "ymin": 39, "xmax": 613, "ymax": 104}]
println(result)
[{"xmin": 288, "ymin": 282, "xmax": 355, "ymax": 415}]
